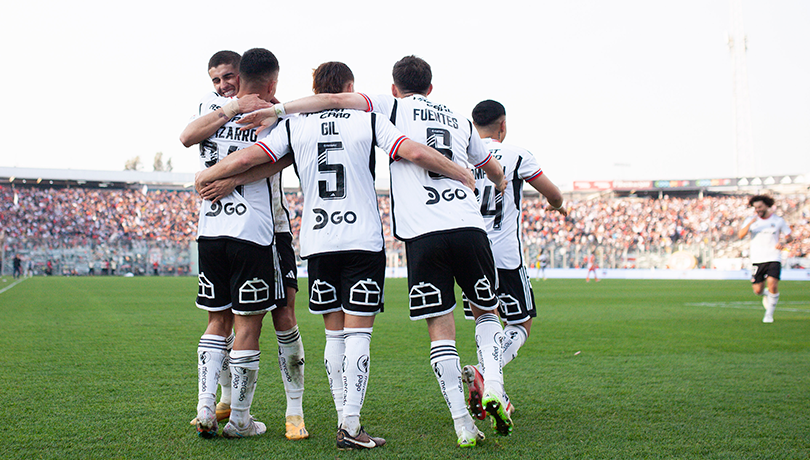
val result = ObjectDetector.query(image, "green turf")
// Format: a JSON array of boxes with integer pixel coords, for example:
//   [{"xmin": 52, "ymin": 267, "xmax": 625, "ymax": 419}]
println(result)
[{"xmin": 1, "ymin": 276, "xmax": 808, "ymax": 459}]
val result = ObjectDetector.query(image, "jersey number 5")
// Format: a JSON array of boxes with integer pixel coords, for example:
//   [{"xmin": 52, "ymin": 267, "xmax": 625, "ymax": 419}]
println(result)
[{"xmin": 317, "ymin": 142, "xmax": 346, "ymax": 200}]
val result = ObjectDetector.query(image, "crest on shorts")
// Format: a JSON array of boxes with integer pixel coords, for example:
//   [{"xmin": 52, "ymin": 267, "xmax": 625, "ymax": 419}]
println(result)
[
  {"xmin": 198, "ymin": 273, "xmax": 215, "ymax": 299},
  {"xmin": 311, "ymin": 280, "xmax": 338, "ymax": 304},
  {"xmin": 350, "ymin": 279, "xmax": 382, "ymax": 306},
  {"xmin": 239, "ymin": 278, "xmax": 270, "ymax": 303},
  {"xmin": 409, "ymin": 282, "xmax": 442, "ymax": 308}
]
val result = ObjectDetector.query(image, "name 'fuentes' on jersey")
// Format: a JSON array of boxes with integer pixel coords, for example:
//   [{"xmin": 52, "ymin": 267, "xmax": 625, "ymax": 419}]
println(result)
[
  {"xmin": 195, "ymin": 95, "xmax": 276, "ymax": 247},
  {"xmin": 364, "ymin": 93, "xmax": 490, "ymax": 241}
]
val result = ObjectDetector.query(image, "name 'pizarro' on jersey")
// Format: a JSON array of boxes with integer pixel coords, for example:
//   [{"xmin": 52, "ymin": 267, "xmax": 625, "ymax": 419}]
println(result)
[
  {"xmin": 195, "ymin": 94, "xmax": 276, "ymax": 247},
  {"xmin": 256, "ymin": 108, "xmax": 408, "ymax": 258},
  {"xmin": 361, "ymin": 93, "xmax": 491, "ymax": 241},
  {"xmin": 475, "ymin": 138, "xmax": 543, "ymax": 270}
]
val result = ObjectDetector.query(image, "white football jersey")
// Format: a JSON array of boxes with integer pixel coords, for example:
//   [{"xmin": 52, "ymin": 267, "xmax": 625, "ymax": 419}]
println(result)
[
  {"xmin": 194, "ymin": 94, "xmax": 276, "ymax": 246},
  {"xmin": 475, "ymin": 138, "xmax": 543, "ymax": 270},
  {"xmin": 191, "ymin": 91, "xmax": 219, "ymax": 122},
  {"xmin": 363, "ymin": 93, "xmax": 490, "ymax": 240},
  {"xmin": 257, "ymin": 109, "xmax": 407, "ymax": 258},
  {"xmin": 269, "ymin": 172, "xmax": 292, "ymax": 234},
  {"xmin": 744, "ymin": 214, "xmax": 791, "ymax": 263}
]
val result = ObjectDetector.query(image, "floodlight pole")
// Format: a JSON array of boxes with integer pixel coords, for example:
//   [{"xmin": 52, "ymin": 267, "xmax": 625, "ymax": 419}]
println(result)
[{"xmin": 728, "ymin": 0, "xmax": 756, "ymax": 179}]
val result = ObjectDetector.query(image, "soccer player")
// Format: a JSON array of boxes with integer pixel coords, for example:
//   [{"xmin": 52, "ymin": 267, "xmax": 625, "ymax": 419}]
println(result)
[
  {"xmin": 461, "ymin": 99, "xmax": 567, "ymax": 420},
  {"xmin": 238, "ymin": 56, "xmax": 512, "ymax": 447},
  {"xmin": 196, "ymin": 60, "xmax": 475, "ymax": 450},
  {"xmin": 537, "ymin": 249, "xmax": 549, "ymax": 281},
  {"xmin": 738, "ymin": 195, "xmax": 792, "ymax": 323},
  {"xmin": 585, "ymin": 252, "xmax": 599, "ymax": 282},
  {"xmin": 190, "ymin": 48, "xmax": 301, "ymax": 439},
  {"xmin": 182, "ymin": 50, "xmax": 308, "ymax": 440}
]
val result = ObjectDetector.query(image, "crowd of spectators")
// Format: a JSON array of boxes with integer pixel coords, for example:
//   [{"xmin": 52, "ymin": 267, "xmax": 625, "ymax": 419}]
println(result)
[
  {"xmin": 1, "ymin": 185, "xmax": 807, "ymax": 273},
  {"xmin": 521, "ymin": 194, "xmax": 808, "ymax": 268},
  {"xmin": 0, "ymin": 186, "xmax": 197, "ymax": 249}
]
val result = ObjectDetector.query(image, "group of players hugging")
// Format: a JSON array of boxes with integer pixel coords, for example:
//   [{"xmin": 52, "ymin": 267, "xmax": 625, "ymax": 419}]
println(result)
[{"xmin": 182, "ymin": 48, "xmax": 566, "ymax": 450}]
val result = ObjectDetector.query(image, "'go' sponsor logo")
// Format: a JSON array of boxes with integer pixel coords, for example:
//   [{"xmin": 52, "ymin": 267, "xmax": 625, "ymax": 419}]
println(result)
[
  {"xmin": 313, "ymin": 208, "xmax": 357, "ymax": 230},
  {"xmin": 205, "ymin": 201, "xmax": 247, "ymax": 217},
  {"xmin": 424, "ymin": 186, "xmax": 468, "ymax": 205}
]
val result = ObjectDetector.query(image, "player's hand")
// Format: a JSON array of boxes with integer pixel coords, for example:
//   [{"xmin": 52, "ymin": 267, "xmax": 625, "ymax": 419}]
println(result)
[
  {"xmin": 551, "ymin": 205, "xmax": 569, "ymax": 217},
  {"xmin": 493, "ymin": 177, "xmax": 508, "ymax": 193},
  {"xmin": 194, "ymin": 171, "xmax": 209, "ymax": 194},
  {"xmin": 460, "ymin": 169, "xmax": 476, "ymax": 190},
  {"xmin": 199, "ymin": 178, "xmax": 237, "ymax": 203},
  {"xmin": 237, "ymin": 94, "xmax": 272, "ymax": 114},
  {"xmin": 237, "ymin": 107, "xmax": 278, "ymax": 133}
]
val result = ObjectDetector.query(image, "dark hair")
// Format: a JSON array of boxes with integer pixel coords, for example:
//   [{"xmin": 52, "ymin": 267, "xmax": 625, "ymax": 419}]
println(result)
[
  {"xmin": 312, "ymin": 62, "xmax": 354, "ymax": 94},
  {"xmin": 749, "ymin": 194, "xmax": 775, "ymax": 208},
  {"xmin": 472, "ymin": 100, "xmax": 506, "ymax": 127},
  {"xmin": 207, "ymin": 50, "xmax": 241, "ymax": 71},
  {"xmin": 238, "ymin": 48, "xmax": 279, "ymax": 85},
  {"xmin": 392, "ymin": 55, "xmax": 432, "ymax": 95}
]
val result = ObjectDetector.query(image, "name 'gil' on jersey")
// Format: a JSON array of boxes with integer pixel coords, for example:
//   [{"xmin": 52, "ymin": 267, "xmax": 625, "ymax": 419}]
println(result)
[
  {"xmin": 361, "ymin": 93, "xmax": 490, "ymax": 241},
  {"xmin": 256, "ymin": 108, "xmax": 408, "ymax": 258},
  {"xmin": 193, "ymin": 93, "xmax": 276, "ymax": 247},
  {"xmin": 475, "ymin": 138, "xmax": 543, "ymax": 270}
]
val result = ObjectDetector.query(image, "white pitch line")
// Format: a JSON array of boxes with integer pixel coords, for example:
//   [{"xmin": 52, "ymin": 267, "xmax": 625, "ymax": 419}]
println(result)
[
  {"xmin": 0, "ymin": 277, "xmax": 27, "ymax": 295},
  {"xmin": 684, "ymin": 301, "xmax": 810, "ymax": 313}
]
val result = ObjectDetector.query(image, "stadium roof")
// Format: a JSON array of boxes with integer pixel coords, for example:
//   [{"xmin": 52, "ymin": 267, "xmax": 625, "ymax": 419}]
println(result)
[
  {"xmin": 572, "ymin": 174, "xmax": 809, "ymax": 194},
  {"xmin": 0, "ymin": 167, "xmax": 194, "ymax": 190}
]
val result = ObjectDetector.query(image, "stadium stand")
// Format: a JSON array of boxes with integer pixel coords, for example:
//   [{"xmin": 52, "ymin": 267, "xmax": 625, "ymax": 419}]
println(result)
[{"xmin": 1, "ymin": 183, "xmax": 807, "ymax": 276}]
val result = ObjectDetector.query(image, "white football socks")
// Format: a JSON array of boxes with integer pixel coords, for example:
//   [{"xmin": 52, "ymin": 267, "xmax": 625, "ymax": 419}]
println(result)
[
  {"xmin": 766, "ymin": 291, "xmax": 780, "ymax": 318},
  {"xmin": 430, "ymin": 340, "xmax": 468, "ymax": 420},
  {"xmin": 219, "ymin": 332, "xmax": 234, "ymax": 406},
  {"xmin": 475, "ymin": 313, "xmax": 505, "ymax": 396},
  {"xmin": 197, "ymin": 334, "xmax": 228, "ymax": 412},
  {"xmin": 502, "ymin": 324, "xmax": 528, "ymax": 367},
  {"xmin": 229, "ymin": 350, "xmax": 260, "ymax": 428},
  {"xmin": 341, "ymin": 327, "xmax": 373, "ymax": 436},
  {"xmin": 324, "ymin": 329, "xmax": 346, "ymax": 426},
  {"xmin": 276, "ymin": 326, "xmax": 305, "ymax": 417}
]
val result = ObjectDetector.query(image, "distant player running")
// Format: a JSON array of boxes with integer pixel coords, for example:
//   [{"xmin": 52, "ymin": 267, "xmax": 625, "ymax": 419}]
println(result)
[
  {"xmin": 462, "ymin": 99, "xmax": 566, "ymax": 421},
  {"xmin": 585, "ymin": 252, "xmax": 599, "ymax": 282},
  {"xmin": 738, "ymin": 195, "xmax": 792, "ymax": 323},
  {"xmin": 537, "ymin": 249, "xmax": 549, "ymax": 280}
]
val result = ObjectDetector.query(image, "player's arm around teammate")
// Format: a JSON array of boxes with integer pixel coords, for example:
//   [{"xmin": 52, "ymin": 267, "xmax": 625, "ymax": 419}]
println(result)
[{"xmin": 196, "ymin": 128, "xmax": 475, "ymax": 192}]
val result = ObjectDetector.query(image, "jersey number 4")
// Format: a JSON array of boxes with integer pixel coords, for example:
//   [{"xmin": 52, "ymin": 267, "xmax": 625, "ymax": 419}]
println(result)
[{"xmin": 478, "ymin": 185, "xmax": 503, "ymax": 230}]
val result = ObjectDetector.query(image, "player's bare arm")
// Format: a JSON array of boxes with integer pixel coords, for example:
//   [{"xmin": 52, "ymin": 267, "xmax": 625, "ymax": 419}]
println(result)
[
  {"xmin": 195, "ymin": 144, "xmax": 277, "ymax": 192},
  {"xmin": 737, "ymin": 217, "xmax": 755, "ymax": 239},
  {"xmin": 776, "ymin": 232, "xmax": 794, "ymax": 250},
  {"xmin": 237, "ymin": 93, "xmax": 369, "ymax": 132},
  {"xmin": 180, "ymin": 94, "xmax": 272, "ymax": 147},
  {"xmin": 397, "ymin": 140, "xmax": 475, "ymax": 190},
  {"xmin": 480, "ymin": 156, "xmax": 507, "ymax": 192},
  {"xmin": 528, "ymin": 174, "xmax": 567, "ymax": 216},
  {"xmin": 200, "ymin": 156, "xmax": 293, "ymax": 202}
]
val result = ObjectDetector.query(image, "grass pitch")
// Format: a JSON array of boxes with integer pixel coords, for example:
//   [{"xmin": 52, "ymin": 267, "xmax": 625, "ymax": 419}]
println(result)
[{"xmin": 1, "ymin": 276, "xmax": 808, "ymax": 459}]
